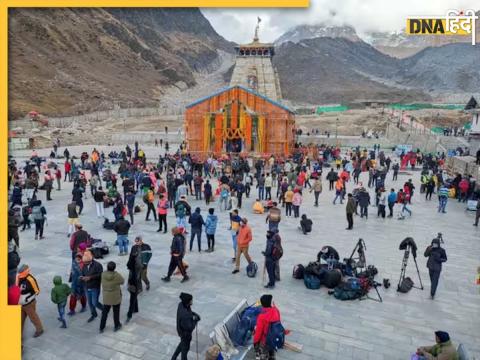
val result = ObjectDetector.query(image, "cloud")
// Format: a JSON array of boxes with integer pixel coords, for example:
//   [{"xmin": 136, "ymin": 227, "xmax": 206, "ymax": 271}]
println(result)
[{"xmin": 202, "ymin": 0, "xmax": 479, "ymax": 42}]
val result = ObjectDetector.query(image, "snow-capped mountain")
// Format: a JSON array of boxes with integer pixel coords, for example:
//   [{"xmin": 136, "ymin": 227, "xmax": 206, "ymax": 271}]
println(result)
[{"xmin": 275, "ymin": 24, "xmax": 361, "ymax": 45}]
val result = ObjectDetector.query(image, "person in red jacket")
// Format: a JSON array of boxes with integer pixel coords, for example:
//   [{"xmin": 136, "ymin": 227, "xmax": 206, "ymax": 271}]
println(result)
[
  {"xmin": 64, "ymin": 161, "xmax": 71, "ymax": 182},
  {"xmin": 253, "ymin": 294, "xmax": 281, "ymax": 360},
  {"xmin": 458, "ymin": 178, "xmax": 469, "ymax": 202}
]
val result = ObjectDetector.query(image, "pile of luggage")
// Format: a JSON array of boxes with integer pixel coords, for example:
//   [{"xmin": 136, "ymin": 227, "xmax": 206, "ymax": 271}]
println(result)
[{"xmin": 292, "ymin": 247, "xmax": 379, "ymax": 301}]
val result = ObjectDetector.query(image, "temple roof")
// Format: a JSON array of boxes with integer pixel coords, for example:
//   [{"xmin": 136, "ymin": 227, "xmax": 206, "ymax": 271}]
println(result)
[
  {"xmin": 236, "ymin": 41, "xmax": 274, "ymax": 49},
  {"xmin": 185, "ymin": 85, "xmax": 294, "ymax": 114},
  {"xmin": 465, "ymin": 96, "xmax": 478, "ymax": 110}
]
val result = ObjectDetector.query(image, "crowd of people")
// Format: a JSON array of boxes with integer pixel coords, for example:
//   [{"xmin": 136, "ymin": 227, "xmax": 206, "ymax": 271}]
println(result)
[{"xmin": 7, "ymin": 140, "xmax": 478, "ymax": 360}]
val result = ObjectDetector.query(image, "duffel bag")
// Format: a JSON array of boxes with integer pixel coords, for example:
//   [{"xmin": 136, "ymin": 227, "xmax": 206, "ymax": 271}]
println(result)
[
  {"xmin": 321, "ymin": 270, "xmax": 342, "ymax": 289},
  {"xmin": 304, "ymin": 274, "xmax": 321, "ymax": 290}
]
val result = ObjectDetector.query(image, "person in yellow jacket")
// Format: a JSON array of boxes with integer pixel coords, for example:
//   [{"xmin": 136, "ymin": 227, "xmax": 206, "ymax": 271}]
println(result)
[
  {"xmin": 252, "ymin": 199, "xmax": 264, "ymax": 214},
  {"xmin": 284, "ymin": 187, "xmax": 294, "ymax": 217}
]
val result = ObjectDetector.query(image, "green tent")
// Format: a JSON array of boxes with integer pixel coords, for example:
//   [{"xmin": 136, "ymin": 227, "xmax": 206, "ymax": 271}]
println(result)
[{"xmin": 316, "ymin": 105, "xmax": 349, "ymax": 114}]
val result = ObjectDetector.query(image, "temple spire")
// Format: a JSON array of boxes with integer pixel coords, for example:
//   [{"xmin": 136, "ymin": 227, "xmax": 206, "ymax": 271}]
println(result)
[{"xmin": 253, "ymin": 17, "xmax": 261, "ymax": 42}]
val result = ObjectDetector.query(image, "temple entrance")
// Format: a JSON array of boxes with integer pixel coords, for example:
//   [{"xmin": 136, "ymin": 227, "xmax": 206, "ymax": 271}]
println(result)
[{"xmin": 226, "ymin": 138, "xmax": 242, "ymax": 153}]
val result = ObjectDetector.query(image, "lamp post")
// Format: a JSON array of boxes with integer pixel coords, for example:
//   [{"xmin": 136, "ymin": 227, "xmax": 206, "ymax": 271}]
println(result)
[{"xmin": 335, "ymin": 117, "xmax": 339, "ymax": 147}]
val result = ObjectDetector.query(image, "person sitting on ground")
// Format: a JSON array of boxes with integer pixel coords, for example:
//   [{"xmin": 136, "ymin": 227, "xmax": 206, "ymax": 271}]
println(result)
[
  {"xmin": 415, "ymin": 331, "xmax": 458, "ymax": 360},
  {"xmin": 317, "ymin": 246, "xmax": 340, "ymax": 266},
  {"xmin": 299, "ymin": 214, "xmax": 312, "ymax": 235},
  {"xmin": 253, "ymin": 199, "xmax": 264, "ymax": 214}
]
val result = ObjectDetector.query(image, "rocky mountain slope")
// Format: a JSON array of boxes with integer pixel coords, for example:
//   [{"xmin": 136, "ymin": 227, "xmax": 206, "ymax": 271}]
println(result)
[
  {"xmin": 8, "ymin": 8, "xmax": 233, "ymax": 119},
  {"xmin": 273, "ymin": 37, "xmax": 480, "ymax": 105}
]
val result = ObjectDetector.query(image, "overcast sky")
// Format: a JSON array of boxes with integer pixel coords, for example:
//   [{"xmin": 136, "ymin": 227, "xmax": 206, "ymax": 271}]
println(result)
[{"xmin": 202, "ymin": 0, "xmax": 479, "ymax": 43}]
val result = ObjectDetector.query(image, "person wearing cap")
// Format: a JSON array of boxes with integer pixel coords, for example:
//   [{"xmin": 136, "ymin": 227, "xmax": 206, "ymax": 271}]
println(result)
[
  {"xmin": 18, "ymin": 264, "xmax": 44, "ymax": 338},
  {"xmin": 172, "ymin": 292, "xmax": 200, "ymax": 360},
  {"xmin": 253, "ymin": 295, "xmax": 281, "ymax": 359},
  {"xmin": 162, "ymin": 227, "xmax": 189, "ymax": 283},
  {"xmin": 131, "ymin": 236, "xmax": 152, "ymax": 290},
  {"xmin": 416, "ymin": 331, "xmax": 458, "ymax": 360},
  {"xmin": 424, "ymin": 238, "xmax": 447, "ymax": 299},
  {"xmin": 100, "ymin": 261, "xmax": 125, "ymax": 333},
  {"xmin": 232, "ymin": 218, "xmax": 253, "ymax": 274}
]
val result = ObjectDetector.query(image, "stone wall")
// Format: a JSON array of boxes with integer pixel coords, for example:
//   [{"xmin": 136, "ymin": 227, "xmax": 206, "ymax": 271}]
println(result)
[{"xmin": 445, "ymin": 156, "xmax": 480, "ymax": 180}]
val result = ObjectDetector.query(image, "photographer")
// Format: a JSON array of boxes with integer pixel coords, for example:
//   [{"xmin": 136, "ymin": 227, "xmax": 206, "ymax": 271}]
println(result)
[
  {"xmin": 424, "ymin": 238, "xmax": 447, "ymax": 299},
  {"xmin": 172, "ymin": 292, "xmax": 200, "ymax": 360}
]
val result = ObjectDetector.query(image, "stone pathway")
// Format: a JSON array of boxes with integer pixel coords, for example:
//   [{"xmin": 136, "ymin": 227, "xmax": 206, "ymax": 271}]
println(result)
[{"xmin": 11, "ymin": 147, "xmax": 480, "ymax": 360}]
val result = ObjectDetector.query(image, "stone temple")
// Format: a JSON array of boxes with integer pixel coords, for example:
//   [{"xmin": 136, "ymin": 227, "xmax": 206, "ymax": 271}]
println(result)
[{"xmin": 229, "ymin": 18, "xmax": 283, "ymax": 101}]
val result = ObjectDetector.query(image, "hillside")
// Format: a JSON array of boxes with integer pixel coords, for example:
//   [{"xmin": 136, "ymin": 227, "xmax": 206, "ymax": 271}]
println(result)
[
  {"xmin": 273, "ymin": 37, "xmax": 429, "ymax": 104},
  {"xmin": 8, "ymin": 8, "xmax": 233, "ymax": 119}
]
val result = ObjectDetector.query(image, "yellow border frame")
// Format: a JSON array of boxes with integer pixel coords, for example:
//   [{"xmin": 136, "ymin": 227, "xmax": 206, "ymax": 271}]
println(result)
[{"xmin": 1, "ymin": 1, "xmax": 308, "ymax": 358}]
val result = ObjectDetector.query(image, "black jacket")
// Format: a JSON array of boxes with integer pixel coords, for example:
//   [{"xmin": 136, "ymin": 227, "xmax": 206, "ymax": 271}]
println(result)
[
  {"xmin": 424, "ymin": 246, "xmax": 447, "ymax": 272},
  {"xmin": 113, "ymin": 219, "xmax": 131, "ymax": 235},
  {"xmin": 81, "ymin": 260, "xmax": 103, "ymax": 289},
  {"xmin": 67, "ymin": 203, "xmax": 78, "ymax": 218},
  {"xmin": 357, "ymin": 190, "xmax": 371, "ymax": 207},
  {"xmin": 264, "ymin": 236, "xmax": 275, "ymax": 261},
  {"xmin": 171, "ymin": 234, "xmax": 186, "ymax": 255},
  {"xmin": 188, "ymin": 211, "xmax": 205, "ymax": 230},
  {"xmin": 94, "ymin": 190, "xmax": 106, "ymax": 203},
  {"xmin": 176, "ymin": 302, "xmax": 199, "ymax": 338}
]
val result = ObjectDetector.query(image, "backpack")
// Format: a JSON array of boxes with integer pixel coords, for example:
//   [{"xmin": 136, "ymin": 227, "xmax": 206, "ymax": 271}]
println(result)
[
  {"xmin": 232, "ymin": 306, "xmax": 261, "ymax": 346},
  {"xmin": 333, "ymin": 278, "xmax": 364, "ymax": 300},
  {"xmin": 397, "ymin": 277, "xmax": 414, "ymax": 293},
  {"xmin": 271, "ymin": 237, "xmax": 283, "ymax": 261},
  {"xmin": 31, "ymin": 206, "xmax": 43, "ymax": 221},
  {"xmin": 176, "ymin": 203, "xmax": 186, "ymax": 218},
  {"xmin": 221, "ymin": 188, "xmax": 229, "ymax": 199},
  {"xmin": 265, "ymin": 321, "xmax": 285, "ymax": 351},
  {"xmin": 246, "ymin": 262, "xmax": 258, "ymax": 278},
  {"xmin": 303, "ymin": 274, "xmax": 321, "ymax": 289},
  {"xmin": 321, "ymin": 270, "xmax": 342, "ymax": 289},
  {"xmin": 292, "ymin": 264, "xmax": 305, "ymax": 279}
]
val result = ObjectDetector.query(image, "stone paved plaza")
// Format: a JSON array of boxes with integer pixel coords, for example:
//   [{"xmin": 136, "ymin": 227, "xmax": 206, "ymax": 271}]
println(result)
[{"xmin": 10, "ymin": 146, "xmax": 480, "ymax": 360}]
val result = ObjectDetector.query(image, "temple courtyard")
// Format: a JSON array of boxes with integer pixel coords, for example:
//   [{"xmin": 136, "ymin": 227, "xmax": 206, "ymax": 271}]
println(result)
[{"xmin": 10, "ymin": 146, "xmax": 480, "ymax": 360}]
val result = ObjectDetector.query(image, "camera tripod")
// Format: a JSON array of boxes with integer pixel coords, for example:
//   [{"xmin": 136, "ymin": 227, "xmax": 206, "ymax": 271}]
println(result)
[
  {"xmin": 397, "ymin": 244, "xmax": 424, "ymax": 291},
  {"xmin": 347, "ymin": 239, "xmax": 383, "ymax": 303},
  {"xmin": 346, "ymin": 238, "xmax": 367, "ymax": 276}
]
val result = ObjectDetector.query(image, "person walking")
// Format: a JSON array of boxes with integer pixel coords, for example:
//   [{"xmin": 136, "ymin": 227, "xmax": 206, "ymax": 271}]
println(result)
[
  {"xmin": 81, "ymin": 250, "xmax": 104, "ymax": 322},
  {"xmin": 424, "ymin": 238, "xmax": 447, "ymax": 299},
  {"xmin": 144, "ymin": 187, "xmax": 157, "ymax": 222},
  {"xmin": 55, "ymin": 166, "xmax": 62, "ymax": 191},
  {"xmin": 332, "ymin": 179, "xmax": 344, "ymax": 205},
  {"xmin": 162, "ymin": 227, "xmax": 189, "ymax": 283},
  {"xmin": 377, "ymin": 188, "xmax": 386, "ymax": 218},
  {"xmin": 131, "ymin": 236, "xmax": 152, "ymax": 290},
  {"xmin": 346, "ymin": 193, "xmax": 355, "ymax": 230},
  {"xmin": 204, "ymin": 179, "xmax": 212, "ymax": 205},
  {"xmin": 265, "ymin": 173, "xmax": 273, "ymax": 200},
  {"xmin": 72, "ymin": 184, "xmax": 84, "ymax": 215},
  {"xmin": 265, "ymin": 202, "xmax": 281, "ymax": 232},
  {"xmin": 188, "ymin": 207, "xmax": 205, "ymax": 252},
  {"xmin": 387, "ymin": 188, "xmax": 397, "ymax": 217},
  {"xmin": 18, "ymin": 264, "xmax": 44, "ymax": 338},
  {"xmin": 99, "ymin": 261, "xmax": 125, "ymax": 332},
  {"xmin": 125, "ymin": 190, "xmax": 135, "ymax": 225},
  {"xmin": 310, "ymin": 177, "xmax": 322, "ymax": 207},
  {"xmin": 326, "ymin": 169, "xmax": 338, "ymax": 191},
  {"xmin": 50, "ymin": 275, "xmax": 71, "ymax": 328},
  {"xmin": 438, "ymin": 184, "xmax": 449, "ymax": 213},
  {"xmin": 67, "ymin": 200, "xmax": 79, "ymax": 237},
  {"xmin": 229, "ymin": 209, "xmax": 241, "ymax": 260},
  {"xmin": 113, "ymin": 216, "xmax": 131, "ymax": 256},
  {"xmin": 174, "ymin": 195, "xmax": 191, "ymax": 229},
  {"xmin": 43, "ymin": 171, "xmax": 54, "ymax": 201},
  {"xmin": 126, "ymin": 243, "xmax": 143, "ymax": 323},
  {"xmin": 172, "ymin": 292, "xmax": 201, "ymax": 360},
  {"xmin": 68, "ymin": 253, "xmax": 87, "ymax": 315},
  {"xmin": 357, "ymin": 187, "xmax": 370, "ymax": 219},
  {"xmin": 232, "ymin": 218, "xmax": 253, "ymax": 274},
  {"xmin": 284, "ymin": 187, "xmax": 294, "ymax": 216},
  {"xmin": 292, "ymin": 189, "xmax": 302, "ymax": 218},
  {"xmin": 473, "ymin": 201, "xmax": 480, "ymax": 226},
  {"xmin": 157, "ymin": 193, "xmax": 169, "ymax": 233},
  {"xmin": 205, "ymin": 208, "xmax": 218, "ymax": 252},
  {"xmin": 94, "ymin": 186, "xmax": 106, "ymax": 218},
  {"xmin": 31, "ymin": 200, "xmax": 47, "ymax": 240}
]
